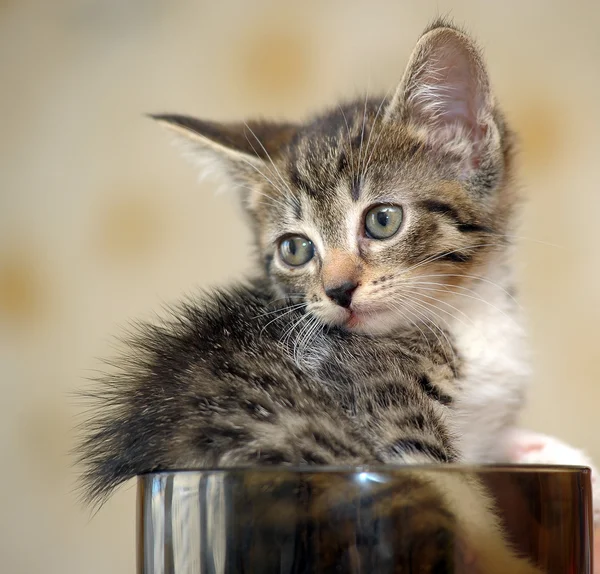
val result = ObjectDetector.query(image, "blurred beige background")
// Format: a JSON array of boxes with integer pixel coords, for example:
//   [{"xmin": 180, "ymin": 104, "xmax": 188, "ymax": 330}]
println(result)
[{"xmin": 1, "ymin": 0, "xmax": 599, "ymax": 572}]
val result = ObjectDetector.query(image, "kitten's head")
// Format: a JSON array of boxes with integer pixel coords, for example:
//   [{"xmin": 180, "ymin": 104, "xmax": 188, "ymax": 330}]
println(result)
[{"xmin": 155, "ymin": 22, "xmax": 516, "ymax": 336}]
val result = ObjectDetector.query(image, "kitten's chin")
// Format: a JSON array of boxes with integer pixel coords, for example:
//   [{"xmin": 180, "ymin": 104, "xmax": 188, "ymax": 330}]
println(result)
[
  {"xmin": 314, "ymin": 305, "xmax": 406, "ymax": 336},
  {"xmin": 344, "ymin": 310, "xmax": 403, "ymax": 335},
  {"xmin": 330, "ymin": 307, "xmax": 405, "ymax": 336}
]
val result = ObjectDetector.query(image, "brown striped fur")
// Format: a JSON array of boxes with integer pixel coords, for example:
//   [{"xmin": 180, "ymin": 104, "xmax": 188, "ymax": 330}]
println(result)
[{"xmin": 77, "ymin": 20, "xmax": 542, "ymax": 573}]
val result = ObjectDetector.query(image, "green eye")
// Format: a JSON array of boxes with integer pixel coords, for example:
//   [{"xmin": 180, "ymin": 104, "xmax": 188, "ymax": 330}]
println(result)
[
  {"xmin": 364, "ymin": 204, "xmax": 403, "ymax": 240},
  {"xmin": 279, "ymin": 235, "xmax": 315, "ymax": 267}
]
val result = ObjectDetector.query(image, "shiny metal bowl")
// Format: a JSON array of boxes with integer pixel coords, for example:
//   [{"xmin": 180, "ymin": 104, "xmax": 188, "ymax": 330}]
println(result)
[{"xmin": 137, "ymin": 465, "xmax": 592, "ymax": 573}]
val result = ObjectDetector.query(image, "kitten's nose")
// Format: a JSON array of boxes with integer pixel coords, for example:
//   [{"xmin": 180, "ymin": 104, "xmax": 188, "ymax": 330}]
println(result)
[{"xmin": 325, "ymin": 281, "xmax": 358, "ymax": 308}]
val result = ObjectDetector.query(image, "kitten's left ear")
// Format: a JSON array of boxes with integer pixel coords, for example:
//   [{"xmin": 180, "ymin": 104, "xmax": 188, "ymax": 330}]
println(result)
[
  {"xmin": 385, "ymin": 23, "xmax": 496, "ymax": 168},
  {"xmin": 150, "ymin": 114, "xmax": 297, "ymax": 208}
]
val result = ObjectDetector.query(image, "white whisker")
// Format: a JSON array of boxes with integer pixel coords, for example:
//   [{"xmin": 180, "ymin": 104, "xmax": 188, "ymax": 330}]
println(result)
[
  {"xmin": 259, "ymin": 305, "xmax": 307, "ymax": 338},
  {"xmin": 300, "ymin": 316, "xmax": 323, "ymax": 364},
  {"xmin": 357, "ymin": 88, "xmax": 369, "ymax": 178},
  {"xmin": 400, "ymin": 287, "xmax": 472, "ymax": 330},
  {"xmin": 339, "ymin": 105, "xmax": 355, "ymax": 179},
  {"xmin": 293, "ymin": 314, "xmax": 320, "ymax": 365},
  {"xmin": 253, "ymin": 302, "xmax": 306, "ymax": 321},
  {"xmin": 486, "ymin": 232, "xmax": 564, "ymax": 249},
  {"xmin": 399, "ymin": 287, "xmax": 475, "ymax": 330},
  {"xmin": 243, "ymin": 123, "xmax": 301, "ymax": 209},
  {"xmin": 396, "ymin": 294, "xmax": 455, "ymax": 361},
  {"xmin": 281, "ymin": 312, "xmax": 311, "ymax": 352},
  {"xmin": 388, "ymin": 301, "xmax": 433, "ymax": 355},
  {"xmin": 401, "ymin": 242, "xmax": 506, "ymax": 276},
  {"xmin": 361, "ymin": 85, "xmax": 396, "ymax": 179},
  {"xmin": 412, "ymin": 273, "xmax": 521, "ymax": 309},
  {"xmin": 399, "ymin": 281, "xmax": 522, "ymax": 329},
  {"xmin": 231, "ymin": 182, "xmax": 289, "ymax": 211},
  {"xmin": 235, "ymin": 156, "xmax": 297, "ymax": 211}
]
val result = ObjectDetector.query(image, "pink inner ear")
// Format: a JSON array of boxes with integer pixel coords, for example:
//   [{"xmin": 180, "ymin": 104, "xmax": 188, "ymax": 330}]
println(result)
[{"xmin": 406, "ymin": 38, "xmax": 486, "ymax": 145}]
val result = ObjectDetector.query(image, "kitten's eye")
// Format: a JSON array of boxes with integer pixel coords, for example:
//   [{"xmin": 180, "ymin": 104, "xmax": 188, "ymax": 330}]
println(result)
[
  {"xmin": 364, "ymin": 204, "xmax": 403, "ymax": 240},
  {"xmin": 279, "ymin": 235, "xmax": 315, "ymax": 267}
]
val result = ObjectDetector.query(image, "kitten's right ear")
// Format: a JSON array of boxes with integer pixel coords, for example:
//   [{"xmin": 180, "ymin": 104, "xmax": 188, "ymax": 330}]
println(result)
[{"xmin": 150, "ymin": 114, "xmax": 297, "ymax": 206}]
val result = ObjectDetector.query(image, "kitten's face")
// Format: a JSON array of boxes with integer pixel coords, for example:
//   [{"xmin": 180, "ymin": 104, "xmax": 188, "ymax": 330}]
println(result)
[
  {"xmin": 251, "ymin": 106, "xmax": 509, "ymax": 335},
  {"xmin": 156, "ymin": 24, "xmax": 516, "ymax": 336}
]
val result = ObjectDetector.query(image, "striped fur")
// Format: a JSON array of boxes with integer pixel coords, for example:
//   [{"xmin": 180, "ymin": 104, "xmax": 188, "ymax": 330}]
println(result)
[
  {"xmin": 76, "ymin": 20, "xmax": 544, "ymax": 573},
  {"xmin": 78, "ymin": 277, "xmax": 459, "ymax": 505}
]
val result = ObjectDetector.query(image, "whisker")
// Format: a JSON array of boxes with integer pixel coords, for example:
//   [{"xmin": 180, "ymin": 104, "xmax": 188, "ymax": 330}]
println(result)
[
  {"xmin": 400, "ymin": 287, "xmax": 473, "ymax": 330},
  {"xmin": 361, "ymin": 85, "xmax": 396, "ymax": 179},
  {"xmin": 339, "ymin": 105, "xmax": 356, "ymax": 180},
  {"xmin": 388, "ymin": 301, "xmax": 434, "ymax": 356},
  {"xmin": 357, "ymin": 88, "xmax": 369, "ymax": 179},
  {"xmin": 309, "ymin": 318, "xmax": 325, "ymax": 357},
  {"xmin": 410, "ymin": 273, "xmax": 521, "ymax": 309},
  {"xmin": 281, "ymin": 312, "xmax": 312, "ymax": 351},
  {"xmin": 236, "ymin": 158, "xmax": 294, "ymax": 210},
  {"xmin": 243, "ymin": 123, "xmax": 300, "ymax": 208},
  {"xmin": 403, "ymin": 289, "xmax": 491, "ymax": 348},
  {"xmin": 396, "ymin": 294, "xmax": 455, "ymax": 361},
  {"xmin": 264, "ymin": 295, "xmax": 305, "ymax": 308},
  {"xmin": 259, "ymin": 304, "xmax": 307, "ymax": 338},
  {"xmin": 230, "ymin": 182, "xmax": 289, "ymax": 211},
  {"xmin": 252, "ymin": 302, "xmax": 306, "ymax": 321},
  {"xmin": 398, "ymin": 281, "xmax": 523, "ymax": 328},
  {"xmin": 401, "ymin": 242, "xmax": 507, "ymax": 276},
  {"xmin": 293, "ymin": 314, "xmax": 320, "ymax": 365},
  {"xmin": 486, "ymin": 232, "xmax": 564, "ymax": 249},
  {"xmin": 298, "ymin": 316, "xmax": 323, "ymax": 365}
]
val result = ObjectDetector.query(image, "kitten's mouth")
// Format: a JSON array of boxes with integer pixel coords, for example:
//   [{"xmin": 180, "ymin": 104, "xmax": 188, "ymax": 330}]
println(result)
[
  {"xmin": 339, "ymin": 301, "xmax": 399, "ymax": 334},
  {"xmin": 345, "ymin": 309, "xmax": 362, "ymax": 329},
  {"xmin": 343, "ymin": 305, "xmax": 384, "ymax": 330}
]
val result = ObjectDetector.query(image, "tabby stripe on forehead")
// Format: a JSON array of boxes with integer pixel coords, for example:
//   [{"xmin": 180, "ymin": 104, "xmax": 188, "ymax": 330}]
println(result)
[
  {"xmin": 337, "ymin": 149, "xmax": 348, "ymax": 175},
  {"xmin": 289, "ymin": 165, "xmax": 317, "ymax": 197},
  {"xmin": 350, "ymin": 174, "xmax": 361, "ymax": 201},
  {"xmin": 419, "ymin": 200, "xmax": 493, "ymax": 234}
]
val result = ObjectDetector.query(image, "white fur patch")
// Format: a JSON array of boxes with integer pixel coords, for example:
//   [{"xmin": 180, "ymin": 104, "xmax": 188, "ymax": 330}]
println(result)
[{"xmin": 447, "ymin": 253, "xmax": 530, "ymax": 463}]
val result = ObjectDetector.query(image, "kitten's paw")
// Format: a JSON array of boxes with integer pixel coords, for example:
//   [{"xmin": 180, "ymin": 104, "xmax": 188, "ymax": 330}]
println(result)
[{"xmin": 505, "ymin": 428, "xmax": 599, "ymax": 523}]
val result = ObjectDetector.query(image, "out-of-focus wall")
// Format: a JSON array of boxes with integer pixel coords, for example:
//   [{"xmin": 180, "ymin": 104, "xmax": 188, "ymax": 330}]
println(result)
[{"xmin": 1, "ymin": 1, "xmax": 599, "ymax": 572}]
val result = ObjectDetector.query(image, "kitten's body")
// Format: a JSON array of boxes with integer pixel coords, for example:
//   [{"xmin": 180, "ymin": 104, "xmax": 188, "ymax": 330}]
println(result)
[
  {"xmin": 78, "ymin": 19, "xmax": 594, "ymax": 572},
  {"xmin": 81, "ymin": 277, "xmax": 459, "ymax": 502},
  {"xmin": 81, "ymin": 278, "xmax": 542, "ymax": 572}
]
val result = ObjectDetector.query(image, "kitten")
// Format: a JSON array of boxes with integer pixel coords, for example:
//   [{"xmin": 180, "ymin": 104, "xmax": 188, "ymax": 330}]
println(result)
[
  {"xmin": 80, "ymin": 282, "xmax": 540, "ymax": 572},
  {"xmin": 151, "ymin": 20, "xmax": 523, "ymax": 466},
  {"xmin": 77, "ymin": 19, "xmax": 591, "ymax": 572}
]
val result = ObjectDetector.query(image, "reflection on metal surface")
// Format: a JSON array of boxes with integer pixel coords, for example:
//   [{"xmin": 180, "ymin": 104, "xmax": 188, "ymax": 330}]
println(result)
[{"xmin": 137, "ymin": 466, "xmax": 592, "ymax": 573}]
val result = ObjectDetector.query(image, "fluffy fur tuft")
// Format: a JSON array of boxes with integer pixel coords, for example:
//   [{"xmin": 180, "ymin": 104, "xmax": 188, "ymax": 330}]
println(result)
[{"xmin": 77, "ymin": 277, "xmax": 460, "ymax": 507}]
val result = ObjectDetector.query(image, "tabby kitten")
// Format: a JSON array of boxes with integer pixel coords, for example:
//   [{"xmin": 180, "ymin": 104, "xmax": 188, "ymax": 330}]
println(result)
[
  {"xmin": 78, "ymin": 21, "xmax": 560, "ymax": 572},
  {"xmin": 153, "ymin": 19, "xmax": 525, "ymax": 466},
  {"xmin": 80, "ymin": 17, "xmax": 521, "ymax": 504}
]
